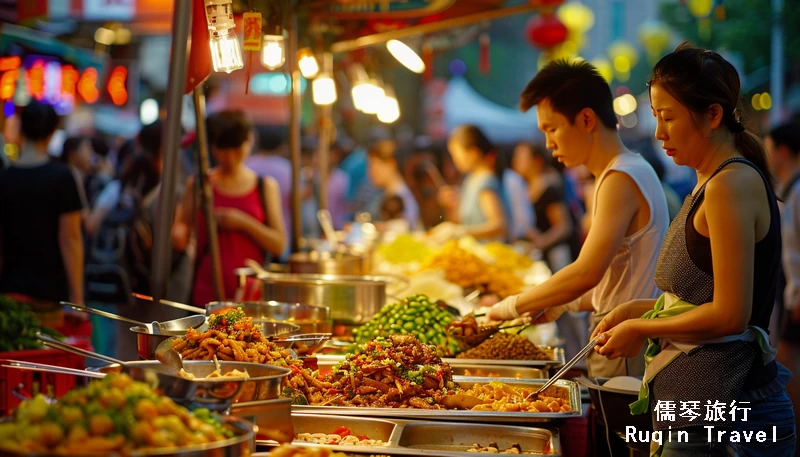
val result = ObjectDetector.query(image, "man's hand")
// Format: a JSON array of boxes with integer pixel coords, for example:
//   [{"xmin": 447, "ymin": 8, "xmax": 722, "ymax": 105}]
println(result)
[{"xmin": 487, "ymin": 295, "xmax": 520, "ymax": 321}]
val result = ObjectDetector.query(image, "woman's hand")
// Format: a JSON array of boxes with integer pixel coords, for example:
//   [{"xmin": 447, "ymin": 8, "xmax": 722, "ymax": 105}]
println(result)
[
  {"xmin": 216, "ymin": 208, "xmax": 252, "ymax": 231},
  {"xmin": 590, "ymin": 300, "xmax": 643, "ymax": 340},
  {"xmin": 487, "ymin": 295, "xmax": 520, "ymax": 321},
  {"xmin": 594, "ymin": 320, "xmax": 647, "ymax": 360}
]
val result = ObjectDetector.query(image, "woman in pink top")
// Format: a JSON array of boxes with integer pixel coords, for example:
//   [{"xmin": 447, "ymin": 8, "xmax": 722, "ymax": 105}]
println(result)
[{"xmin": 173, "ymin": 110, "xmax": 286, "ymax": 305}]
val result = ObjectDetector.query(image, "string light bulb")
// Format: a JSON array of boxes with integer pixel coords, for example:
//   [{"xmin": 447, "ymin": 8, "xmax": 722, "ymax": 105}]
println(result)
[
  {"xmin": 203, "ymin": 0, "xmax": 243, "ymax": 73},
  {"xmin": 386, "ymin": 40, "xmax": 425, "ymax": 74},
  {"xmin": 262, "ymin": 34, "xmax": 285, "ymax": 70},
  {"xmin": 378, "ymin": 85, "xmax": 400, "ymax": 123},
  {"xmin": 356, "ymin": 79, "xmax": 384, "ymax": 114},
  {"xmin": 298, "ymin": 48, "xmax": 319, "ymax": 78},
  {"xmin": 312, "ymin": 53, "xmax": 336, "ymax": 105}
]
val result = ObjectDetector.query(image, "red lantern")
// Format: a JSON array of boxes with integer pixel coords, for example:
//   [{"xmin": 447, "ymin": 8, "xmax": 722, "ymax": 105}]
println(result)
[
  {"xmin": 185, "ymin": 0, "xmax": 211, "ymax": 94},
  {"xmin": 525, "ymin": 14, "xmax": 568, "ymax": 49}
]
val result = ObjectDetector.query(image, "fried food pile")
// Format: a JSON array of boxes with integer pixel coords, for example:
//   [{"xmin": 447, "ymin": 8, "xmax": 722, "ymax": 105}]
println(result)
[
  {"xmin": 290, "ymin": 335, "xmax": 455, "ymax": 409},
  {"xmin": 423, "ymin": 242, "xmax": 523, "ymax": 298},
  {"xmin": 461, "ymin": 381, "xmax": 571, "ymax": 413},
  {"xmin": 174, "ymin": 308, "xmax": 301, "ymax": 368},
  {"xmin": 456, "ymin": 332, "xmax": 552, "ymax": 361}
]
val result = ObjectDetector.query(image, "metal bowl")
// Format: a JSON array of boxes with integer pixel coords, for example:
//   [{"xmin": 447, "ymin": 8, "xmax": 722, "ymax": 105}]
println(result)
[
  {"xmin": 0, "ymin": 415, "xmax": 254, "ymax": 456},
  {"xmin": 272, "ymin": 333, "xmax": 332, "ymax": 356},
  {"xmin": 206, "ymin": 301, "xmax": 332, "ymax": 334},
  {"xmin": 90, "ymin": 360, "xmax": 291, "ymax": 407},
  {"xmin": 259, "ymin": 321, "xmax": 301, "ymax": 338},
  {"xmin": 130, "ymin": 325, "xmax": 191, "ymax": 360}
]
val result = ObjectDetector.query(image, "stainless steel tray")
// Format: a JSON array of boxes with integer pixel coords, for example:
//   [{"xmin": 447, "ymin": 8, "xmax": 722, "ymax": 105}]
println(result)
[
  {"xmin": 292, "ymin": 377, "xmax": 581, "ymax": 423},
  {"xmin": 0, "ymin": 415, "xmax": 254, "ymax": 457},
  {"xmin": 255, "ymin": 413, "xmax": 561, "ymax": 456},
  {"xmin": 314, "ymin": 359, "xmax": 548, "ymax": 379},
  {"xmin": 317, "ymin": 349, "xmax": 565, "ymax": 369},
  {"xmin": 445, "ymin": 346, "xmax": 565, "ymax": 368}
]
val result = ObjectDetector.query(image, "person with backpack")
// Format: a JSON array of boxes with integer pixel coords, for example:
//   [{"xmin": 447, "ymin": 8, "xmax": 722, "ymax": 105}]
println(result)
[{"xmin": 173, "ymin": 110, "xmax": 286, "ymax": 305}]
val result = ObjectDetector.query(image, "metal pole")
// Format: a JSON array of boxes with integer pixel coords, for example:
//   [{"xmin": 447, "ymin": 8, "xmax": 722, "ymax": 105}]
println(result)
[
  {"xmin": 288, "ymin": 6, "xmax": 303, "ymax": 252},
  {"xmin": 151, "ymin": 0, "xmax": 191, "ymax": 302},
  {"xmin": 317, "ymin": 52, "xmax": 333, "ymax": 212},
  {"xmin": 193, "ymin": 86, "xmax": 226, "ymax": 300},
  {"xmin": 769, "ymin": 0, "xmax": 784, "ymax": 125},
  {"xmin": 330, "ymin": 3, "xmax": 538, "ymax": 52}
]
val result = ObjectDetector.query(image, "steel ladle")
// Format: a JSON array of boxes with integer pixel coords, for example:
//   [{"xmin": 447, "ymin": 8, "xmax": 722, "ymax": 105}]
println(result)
[{"xmin": 62, "ymin": 301, "xmax": 206, "ymax": 334}]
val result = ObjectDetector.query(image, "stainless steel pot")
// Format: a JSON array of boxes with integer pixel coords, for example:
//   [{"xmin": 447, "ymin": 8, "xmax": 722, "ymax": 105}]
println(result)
[
  {"xmin": 130, "ymin": 326, "xmax": 188, "ymax": 360},
  {"xmin": 205, "ymin": 301, "xmax": 332, "ymax": 334},
  {"xmin": 235, "ymin": 268, "xmax": 405, "ymax": 324},
  {"xmin": 287, "ymin": 251, "xmax": 367, "ymax": 275}
]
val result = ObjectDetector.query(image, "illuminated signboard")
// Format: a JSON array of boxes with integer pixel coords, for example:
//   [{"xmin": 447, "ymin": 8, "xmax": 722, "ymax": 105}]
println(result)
[{"xmin": 0, "ymin": 55, "xmax": 132, "ymax": 114}]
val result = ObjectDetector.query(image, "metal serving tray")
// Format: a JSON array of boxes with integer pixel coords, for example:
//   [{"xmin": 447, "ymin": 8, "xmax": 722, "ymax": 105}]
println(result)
[
  {"xmin": 314, "ymin": 359, "xmax": 548, "ymax": 379},
  {"xmin": 254, "ymin": 413, "xmax": 561, "ymax": 456},
  {"xmin": 316, "ymin": 349, "xmax": 565, "ymax": 369},
  {"xmin": 445, "ymin": 346, "xmax": 565, "ymax": 368},
  {"xmin": 291, "ymin": 377, "xmax": 581, "ymax": 423}
]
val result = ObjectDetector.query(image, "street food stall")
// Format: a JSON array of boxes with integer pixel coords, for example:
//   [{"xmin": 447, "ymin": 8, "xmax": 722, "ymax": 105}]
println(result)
[{"xmin": 0, "ymin": 0, "xmax": 600, "ymax": 456}]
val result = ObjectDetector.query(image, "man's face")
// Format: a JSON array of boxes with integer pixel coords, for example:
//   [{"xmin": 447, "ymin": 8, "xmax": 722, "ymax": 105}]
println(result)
[{"xmin": 536, "ymin": 98, "xmax": 590, "ymax": 168}]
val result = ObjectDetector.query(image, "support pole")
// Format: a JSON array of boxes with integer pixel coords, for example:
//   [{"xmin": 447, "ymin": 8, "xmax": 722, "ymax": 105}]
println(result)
[
  {"xmin": 769, "ymin": 0, "xmax": 784, "ymax": 125},
  {"xmin": 317, "ymin": 52, "xmax": 334, "ymax": 212},
  {"xmin": 193, "ymin": 86, "xmax": 226, "ymax": 301},
  {"xmin": 288, "ymin": 6, "xmax": 303, "ymax": 252},
  {"xmin": 151, "ymin": 0, "xmax": 191, "ymax": 302}
]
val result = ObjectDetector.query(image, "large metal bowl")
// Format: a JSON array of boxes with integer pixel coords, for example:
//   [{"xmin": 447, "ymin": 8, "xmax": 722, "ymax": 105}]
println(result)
[
  {"xmin": 130, "ymin": 326, "xmax": 188, "ymax": 360},
  {"xmin": 0, "ymin": 415, "xmax": 254, "ymax": 456},
  {"xmin": 206, "ymin": 300, "xmax": 332, "ymax": 334},
  {"xmin": 235, "ymin": 268, "xmax": 404, "ymax": 324},
  {"xmin": 91, "ymin": 360, "xmax": 291, "ymax": 407}
]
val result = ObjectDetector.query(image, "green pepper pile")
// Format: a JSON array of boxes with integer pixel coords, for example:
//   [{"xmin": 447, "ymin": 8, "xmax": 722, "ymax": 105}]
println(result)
[
  {"xmin": 0, "ymin": 294, "xmax": 62, "ymax": 352},
  {"xmin": 351, "ymin": 294, "xmax": 461, "ymax": 356}
]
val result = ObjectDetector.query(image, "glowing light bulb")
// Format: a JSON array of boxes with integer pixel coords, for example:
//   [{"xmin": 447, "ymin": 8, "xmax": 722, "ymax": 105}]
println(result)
[
  {"xmin": 298, "ymin": 48, "xmax": 319, "ymax": 79},
  {"xmin": 204, "ymin": 0, "xmax": 243, "ymax": 73},
  {"xmin": 313, "ymin": 73, "xmax": 336, "ymax": 105},
  {"xmin": 354, "ymin": 79, "xmax": 384, "ymax": 114},
  {"xmin": 386, "ymin": 40, "xmax": 425, "ymax": 74},
  {"xmin": 262, "ymin": 35, "xmax": 285, "ymax": 70},
  {"xmin": 378, "ymin": 86, "xmax": 400, "ymax": 123}
]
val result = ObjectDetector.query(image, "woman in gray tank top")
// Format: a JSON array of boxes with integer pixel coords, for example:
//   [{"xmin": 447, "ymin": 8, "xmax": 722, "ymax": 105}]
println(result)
[{"xmin": 593, "ymin": 43, "xmax": 795, "ymax": 456}]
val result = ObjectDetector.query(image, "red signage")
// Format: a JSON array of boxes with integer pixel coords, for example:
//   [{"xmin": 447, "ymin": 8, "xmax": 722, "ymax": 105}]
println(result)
[{"xmin": 242, "ymin": 12, "xmax": 263, "ymax": 51}]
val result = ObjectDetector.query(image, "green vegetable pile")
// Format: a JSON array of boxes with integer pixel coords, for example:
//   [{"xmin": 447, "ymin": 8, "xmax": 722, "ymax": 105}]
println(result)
[
  {"xmin": 0, "ymin": 295, "xmax": 62, "ymax": 352},
  {"xmin": 351, "ymin": 294, "xmax": 461, "ymax": 356}
]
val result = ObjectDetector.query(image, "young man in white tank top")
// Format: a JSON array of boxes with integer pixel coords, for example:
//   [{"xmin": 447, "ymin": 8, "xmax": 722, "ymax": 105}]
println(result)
[{"xmin": 489, "ymin": 60, "xmax": 669, "ymax": 378}]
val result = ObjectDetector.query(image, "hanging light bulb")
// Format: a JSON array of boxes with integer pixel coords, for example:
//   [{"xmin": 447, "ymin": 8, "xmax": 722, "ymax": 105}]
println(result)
[
  {"xmin": 349, "ymin": 64, "xmax": 369, "ymax": 111},
  {"xmin": 386, "ymin": 40, "xmax": 425, "ymax": 74},
  {"xmin": 378, "ymin": 85, "xmax": 400, "ymax": 123},
  {"xmin": 262, "ymin": 34, "xmax": 285, "ymax": 70},
  {"xmin": 204, "ymin": 0, "xmax": 243, "ymax": 73},
  {"xmin": 298, "ymin": 48, "xmax": 319, "ymax": 79},
  {"xmin": 358, "ymin": 79, "xmax": 384, "ymax": 114},
  {"xmin": 313, "ymin": 53, "xmax": 336, "ymax": 105}
]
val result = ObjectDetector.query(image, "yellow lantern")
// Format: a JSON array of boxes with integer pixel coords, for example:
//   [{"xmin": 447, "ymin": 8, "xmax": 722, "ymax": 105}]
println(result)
[
  {"xmin": 638, "ymin": 21, "xmax": 671, "ymax": 62},
  {"xmin": 590, "ymin": 57, "xmax": 613, "ymax": 83},
  {"xmin": 687, "ymin": 0, "xmax": 714, "ymax": 18},
  {"xmin": 557, "ymin": 2, "xmax": 595, "ymax": 34},
  {"xmin": 608, "ymin": 40, "xmax": 638, "ymax": 76}
]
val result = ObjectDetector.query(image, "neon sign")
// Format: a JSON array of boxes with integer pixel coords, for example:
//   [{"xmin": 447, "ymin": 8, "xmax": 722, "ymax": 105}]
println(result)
[
  {"xmin": 107, "ymin": 65, "xmax": 128, "ymax": 106},
  {"xmin": 0, "ymin": 57, "xmax": 109, "ymax": 109}
]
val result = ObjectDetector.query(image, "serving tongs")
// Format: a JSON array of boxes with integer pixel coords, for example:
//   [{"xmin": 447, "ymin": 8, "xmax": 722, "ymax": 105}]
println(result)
[
  {"xmin": 526, "ymin": 334, "xmax": 601, "ymax": 401},
  {"xmin": 35, "ymin": 333, "xmax": 250, "ymax": 411},
  {"xmin": 447, "ymin": 311, "xmax": 542, "ymax": 348},
  {"xmin": 62, "ymin": 301, "xmax": 206, "ymax": 335},
  {"xmin": 2, "ymin": 360, "xmax": 105, "ymax": 379}
]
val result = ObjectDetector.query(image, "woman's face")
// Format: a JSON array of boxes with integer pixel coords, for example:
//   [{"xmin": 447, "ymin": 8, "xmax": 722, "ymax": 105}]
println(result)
[
  {"xmin": 213, "ymin": 141, "xmax": 251, "ymax": 170},
  {"xmin": 368, "ymin": 156, "xmax": 395, "ymax": 189},
  {"xmin": 72, "ymin": 139, "xmax": 94, "ymax": 173},
  {"xmin": 447, "ymin": 140, "xmax": 480, "ymax": 174},
  {"xmin": 650, "ymin": 84, "xmax": 717, "ymax": 168},
  {"xmin": 512, "ymin": 144, "xmax": 536, "ymax": 177}
]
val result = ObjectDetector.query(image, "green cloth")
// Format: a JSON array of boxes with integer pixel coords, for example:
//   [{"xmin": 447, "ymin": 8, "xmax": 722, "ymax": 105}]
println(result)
[{"xmin": 629, "ymin": 294, "xmax": 698, "ymax": 415}]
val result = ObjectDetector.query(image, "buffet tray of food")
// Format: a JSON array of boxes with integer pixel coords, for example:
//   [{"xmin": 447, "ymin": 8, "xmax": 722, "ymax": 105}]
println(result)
[
  {"xmin": 317, "ymin": 349, "xmax": 565, "ymax": 370},
  {"xmin": 256, "ymin": 413, "xmax": 561, "ymax": 456},
  {"xmin": 292, "ymin": 377, "xmax": 581, "ymax": 423},
  {"xmin": 314, "ymin": 358, "xmax": 548, "ymax": 379}
]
